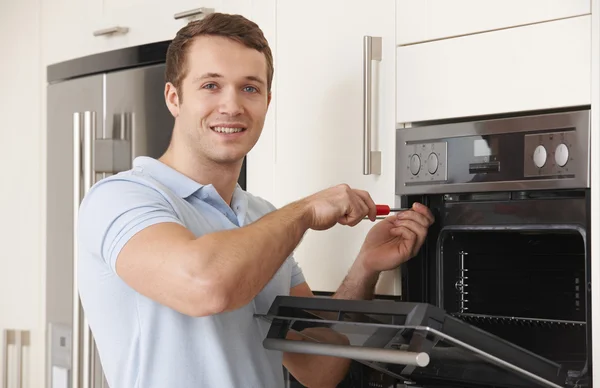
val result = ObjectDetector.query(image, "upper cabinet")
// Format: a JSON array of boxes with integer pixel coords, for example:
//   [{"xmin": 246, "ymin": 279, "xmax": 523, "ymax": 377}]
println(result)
[
  {"xmin": 41, "ymin": 0, "xmax": 253, "ymax": 66},
  {"xmin": 396, "ymin": 15, "xmax": 591, "ymax": 124},
  {"xmin": 272, "ymin": 0, "xmax": 399, "ymax": 294},
  {"xmin": 396, "ymin": 0, "xmax": 590, "ymax": 45}
]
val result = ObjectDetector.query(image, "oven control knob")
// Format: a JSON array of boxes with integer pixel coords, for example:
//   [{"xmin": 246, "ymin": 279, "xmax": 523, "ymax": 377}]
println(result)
[
  {"xmin": 409, "ymin": 154, "xmax": 421, "ymax": 175},
  {"xmin": 533, "ymin": 145, "xmax": 547, "ymax": 168},
  {"xmin": 555, "ymin": 143, "xmax": 569, "ymax": 167},
  {"xmin": 427, "ymin": 152, "xmax": 439, "ymax": 174}
]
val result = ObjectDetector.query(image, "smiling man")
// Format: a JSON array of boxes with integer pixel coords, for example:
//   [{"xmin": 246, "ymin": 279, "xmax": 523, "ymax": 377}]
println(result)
[{"xmin": 76, "ymin": 12, "xmax": 433, "ymax": 388}]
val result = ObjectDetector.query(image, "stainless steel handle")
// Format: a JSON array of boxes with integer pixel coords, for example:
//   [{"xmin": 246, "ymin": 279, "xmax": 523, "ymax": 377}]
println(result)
[
  {"xmin": 2, "ymin": 329, "xmax": 7, "ymax": 388},
  {"xmin": 174, "ymin": 7, "xmax": 214, "ymax": 20},
  {"xmin": 363, "ymin": 36, "xmax": 382, "ymax": 175},
  {"xmin": 93, "ymin": 26, "xmax": 129, "ymax": 37},
  {"xmin": 1, "ymin": 330, "xmax": 28, "ymax": 388},
  {"xmin": 263, "ymin": 338, "xmax": 430, "ymax": 367},
  {"xmin": 73, "ymin": 112, "xmax": 97, "ymax": 388},
  {"xmin": 14, "ymin": 331, "xmax": 22, "ymax": 388},
  {"xmin": 73, "ymin": 112, "xmax": 82, "ymax": 388}
]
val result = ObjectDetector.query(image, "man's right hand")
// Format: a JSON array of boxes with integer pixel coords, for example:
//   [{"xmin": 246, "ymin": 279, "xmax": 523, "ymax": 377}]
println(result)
[{"xmin": 298, "ymin": 184, "xmax": 377, "ymax": 231}]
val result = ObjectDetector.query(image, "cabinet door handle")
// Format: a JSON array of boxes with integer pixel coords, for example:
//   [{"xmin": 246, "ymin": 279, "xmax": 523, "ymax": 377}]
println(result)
[
  {"xmin": 363, "ymin": 36, "xmax": 382, "ymax": 175},
  {"xmin": 93, "ymin": 26, "xmax": 129, "ymax": 37},
  {"xmin": 73, "ymin": 112, "xmax": 97, "ymax": 388},
  {"xmin": 174, "ymin": 7, "xmax": 214, "ymax": 20}
]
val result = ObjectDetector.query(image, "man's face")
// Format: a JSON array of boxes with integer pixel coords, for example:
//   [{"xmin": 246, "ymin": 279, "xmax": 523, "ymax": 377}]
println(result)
[{"xmin": 166, "ymin": 35, "xmax": 270, "ymax": 164}]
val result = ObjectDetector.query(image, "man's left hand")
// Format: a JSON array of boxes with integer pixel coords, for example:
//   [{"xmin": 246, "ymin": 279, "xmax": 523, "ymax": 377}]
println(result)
[{"xmin": 357, "ymin": 202, "xmax": 434, "ymax": 274}]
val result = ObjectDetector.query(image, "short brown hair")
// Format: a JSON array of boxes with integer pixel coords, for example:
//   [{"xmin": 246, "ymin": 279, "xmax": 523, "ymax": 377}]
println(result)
[{"xmin": 165, "ymin": 13, "xmax": 274, "ymax": 100}]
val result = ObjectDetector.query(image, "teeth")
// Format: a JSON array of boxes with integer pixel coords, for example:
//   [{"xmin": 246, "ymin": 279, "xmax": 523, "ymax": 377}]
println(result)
[{"xmin": 212, "ymin": 126, "xmax": 245, "ymax": 133}]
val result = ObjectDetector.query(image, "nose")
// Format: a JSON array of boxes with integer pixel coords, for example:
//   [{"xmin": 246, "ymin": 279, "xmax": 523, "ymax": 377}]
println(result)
[{"xmin": 218, "ymin": 87, "xmax": 244, "ymax": 116}]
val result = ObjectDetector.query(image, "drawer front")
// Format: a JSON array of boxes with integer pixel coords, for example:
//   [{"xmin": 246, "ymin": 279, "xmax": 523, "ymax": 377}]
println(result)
[
  {"xmin": 396, "ymin": 16, "xmax": 591, "ymax": 124},
  {"xmin": 397, "ymin": 0, "xmax": 590, "ymax": 45}
]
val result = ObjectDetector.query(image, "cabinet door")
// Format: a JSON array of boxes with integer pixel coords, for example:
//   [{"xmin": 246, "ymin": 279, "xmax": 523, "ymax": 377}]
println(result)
[
  {"xmin": 91, "ymin": 0, "xmax": 254, "ymax": 57},
  {"xmin": 397, "ymin": 0, "xmax": 590, "ymax": 45},
  {"xmin": 397, "ymin": 16, "xmax": 591, "ymax": 124},
  {"xmin": 274, "ymin": 0, "xmax": 398, "ymax": 294},
  {"xmin": 41, "ymin": 0, "xmax": 103, "ymax": 65}
]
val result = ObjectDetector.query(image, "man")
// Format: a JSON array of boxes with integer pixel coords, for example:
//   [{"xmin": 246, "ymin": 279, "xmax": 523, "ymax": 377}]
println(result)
[{"xmin": 77, "ymin": 12, "xmax": 434, "ymax": 388}]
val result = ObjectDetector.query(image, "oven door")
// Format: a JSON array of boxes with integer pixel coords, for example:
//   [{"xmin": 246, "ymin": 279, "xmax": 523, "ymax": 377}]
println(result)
[{"xmin": 256, "ymin": 296, "xmax": 567, "ymax": 388}]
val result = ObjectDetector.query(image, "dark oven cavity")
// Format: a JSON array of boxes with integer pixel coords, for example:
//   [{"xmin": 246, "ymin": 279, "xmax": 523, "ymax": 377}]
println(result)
[{"xmin": 439, "ymin": 229, "xmax": 586, "ymax": 373}]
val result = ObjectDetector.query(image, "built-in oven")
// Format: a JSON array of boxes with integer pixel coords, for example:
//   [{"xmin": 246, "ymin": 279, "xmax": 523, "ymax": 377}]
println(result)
[{"xmin": 259, "ymin": 108, "xmax": 592, "ymax": 388}]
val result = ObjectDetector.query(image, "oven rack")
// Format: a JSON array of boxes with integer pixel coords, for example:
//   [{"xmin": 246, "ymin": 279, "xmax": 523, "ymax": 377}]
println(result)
[{"xmin": 451, "ymin": 312, "xmax": 586, "ymax": 328}]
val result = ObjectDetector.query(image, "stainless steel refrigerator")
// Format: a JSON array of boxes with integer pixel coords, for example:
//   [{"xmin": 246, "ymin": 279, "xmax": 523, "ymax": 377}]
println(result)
[{"xmin": 46, "ymin": 41, "xmax": 175, "ymax": 388}]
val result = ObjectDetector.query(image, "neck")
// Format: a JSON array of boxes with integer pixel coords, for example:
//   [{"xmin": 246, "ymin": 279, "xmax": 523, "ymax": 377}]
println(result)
[{"xmin": 158, "ymin": 141, "xmax": 243, "ymax": 206}]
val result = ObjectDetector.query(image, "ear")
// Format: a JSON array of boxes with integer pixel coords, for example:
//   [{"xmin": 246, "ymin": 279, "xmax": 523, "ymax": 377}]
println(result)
[
  {"xmin": 267, "ymin": 91, "xmax": 272, "ymax": 107},
  {"xmin": 164, "ymin": 82, "xmax": 180, "ymax": 117}
]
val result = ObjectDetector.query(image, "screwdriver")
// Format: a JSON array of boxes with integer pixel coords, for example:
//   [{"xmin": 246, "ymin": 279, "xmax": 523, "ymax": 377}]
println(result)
[
  {"xmin": 362, "ymin": 205, "xmax": 410, "ymax": 219},
  {"xmin": 376, "ymin": 205, "xmax": 409, "ymax": 216}
]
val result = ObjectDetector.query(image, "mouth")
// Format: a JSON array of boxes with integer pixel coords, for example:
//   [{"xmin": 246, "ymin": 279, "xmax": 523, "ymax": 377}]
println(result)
[{"xmin": 210, "ymin": 125, "xmax": 247, "ymax": 134}]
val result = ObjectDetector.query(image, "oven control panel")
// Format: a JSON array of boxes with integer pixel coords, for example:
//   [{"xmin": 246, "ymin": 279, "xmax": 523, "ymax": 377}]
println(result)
[
  {"xmin": 524, "ymin": 131, "xmax": 576, "ymax": 177},
  {"xmin": 404, "ymin": 141, "xmax": 448, "ymax": 183}
]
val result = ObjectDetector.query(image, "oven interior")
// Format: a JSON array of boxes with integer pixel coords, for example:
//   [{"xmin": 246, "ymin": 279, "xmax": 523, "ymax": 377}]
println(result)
[{"xmin": 440, "ymin": 228, "xmax": 588, "ymax": 381}]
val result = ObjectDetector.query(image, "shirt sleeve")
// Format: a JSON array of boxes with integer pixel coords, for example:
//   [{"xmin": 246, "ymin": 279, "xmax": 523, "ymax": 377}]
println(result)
[{"xmin": 77, "ymin": 176, "xmax": 184, "ymax": 273}]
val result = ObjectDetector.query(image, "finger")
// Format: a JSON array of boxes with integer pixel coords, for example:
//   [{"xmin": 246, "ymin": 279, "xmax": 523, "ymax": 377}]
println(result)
[
  {"xmin": 396, "ymin": 209, "xmax": 431, "ymax": 229},
  {"xmin": 343, "ymin": 192, "xmax": 370, "ymax": 226},
  {"xmin": 339, "ymin": 202, "xmax": 365, "ymax": 227},
  {"xmin": 353, "ymin": 190, "xmax": 377, "ymax": 221},
  {"xmin": 411, "ymin": 202, "xmax": 435, "ymax": 225},
  {"xmin": 390, "ymin": 226, "xmax": 419, "ymax": 254},
  {"xmin": 393, "ymin": 219, "xmax": 428, "ymax": 255}
]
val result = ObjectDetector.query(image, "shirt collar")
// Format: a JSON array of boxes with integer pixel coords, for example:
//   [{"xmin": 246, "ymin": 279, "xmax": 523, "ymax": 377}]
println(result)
[{"xmin": 132, "ymin": 156, "xmax": 204, "ymax": 198}]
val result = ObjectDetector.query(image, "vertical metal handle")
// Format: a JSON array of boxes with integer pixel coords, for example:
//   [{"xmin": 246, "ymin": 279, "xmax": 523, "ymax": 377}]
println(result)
[
  {"xmin": 73, "ymin": 111, "xmax": 97, "ymax": 388},
  {"xmin": 15, "ymin": 331, "xmax": 22, "ymax": 388},
  {"xmin": 363, "ymin": 36, "xmax": 382, "ymax": 175},
  {"xmin": 1, "ymin": 330, "xmax": 27, "ymax": 388},
  {"xmin": 2, "ymin": 329, "xmax": 7, "ymax": 388}
]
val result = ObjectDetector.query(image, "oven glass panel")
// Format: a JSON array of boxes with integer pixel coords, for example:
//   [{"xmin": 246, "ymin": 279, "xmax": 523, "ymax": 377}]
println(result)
[{"xmin": 440, "ymin": 229, "xmax": 586, "ymax": 373}]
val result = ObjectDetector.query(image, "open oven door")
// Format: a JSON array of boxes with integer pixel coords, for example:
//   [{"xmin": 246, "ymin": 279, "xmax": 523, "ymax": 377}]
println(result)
[{"xmin": 256, "ymin": 296, "xmax": 568, "ymax": 388}]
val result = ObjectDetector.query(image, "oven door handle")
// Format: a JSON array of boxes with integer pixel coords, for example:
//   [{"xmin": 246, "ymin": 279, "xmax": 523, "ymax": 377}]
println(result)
[{"xmin": 263, "ymin": 338, "xmax": 430, "ymax": 367}]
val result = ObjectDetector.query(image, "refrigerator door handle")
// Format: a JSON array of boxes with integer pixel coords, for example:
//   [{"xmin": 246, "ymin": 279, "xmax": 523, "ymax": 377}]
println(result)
[
  {"xmin": 73, "ymin": 111, "xmax": 97, "ymax": 388},
  {"xmin": 362, "ymin": 36, "xmax": 382, "ymax": 176}
]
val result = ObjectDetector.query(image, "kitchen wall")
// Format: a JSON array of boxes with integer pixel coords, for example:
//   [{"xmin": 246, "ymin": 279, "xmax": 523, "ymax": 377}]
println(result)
[
  {"xmin": 0, "ymin": 0, "xmax": 45, "ymax": 387},
  {"xmin": 0, "ymin": 0, "xmax": 598, "ymax": 386}
]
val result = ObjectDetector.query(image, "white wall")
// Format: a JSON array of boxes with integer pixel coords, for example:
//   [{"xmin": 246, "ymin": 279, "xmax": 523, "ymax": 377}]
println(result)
[{"xmin": 0, "ymin": 0, "xmax": 45, "ymax": 387}]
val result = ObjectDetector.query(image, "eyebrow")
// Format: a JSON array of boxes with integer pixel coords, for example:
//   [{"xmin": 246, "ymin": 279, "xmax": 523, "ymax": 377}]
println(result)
[{"xmin": 193, "ymin": 73, "xmax": 266, "ymax": 86}]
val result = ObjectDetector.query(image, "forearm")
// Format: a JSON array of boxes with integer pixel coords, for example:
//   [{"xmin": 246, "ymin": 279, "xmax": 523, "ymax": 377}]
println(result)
[
  {"xmin": 333, "ymin": 257, "xmax": 380, "ymax": 300},
  {"xmin": 192, "ymin": 200, "xmax": 310, "ymax": 311},
  {"xmin": 285, "ymin": 260, "xmax": 380, "ymax": 386},
  {"xmin": 284, "ymin": 329, "xmax": 351, "ymax": 388}
]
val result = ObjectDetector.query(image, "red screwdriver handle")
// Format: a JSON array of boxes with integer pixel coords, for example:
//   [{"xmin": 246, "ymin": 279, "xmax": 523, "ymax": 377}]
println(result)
[{"xmin": 376, "ymin": 204, "xmax": 391, "ymax": 215}]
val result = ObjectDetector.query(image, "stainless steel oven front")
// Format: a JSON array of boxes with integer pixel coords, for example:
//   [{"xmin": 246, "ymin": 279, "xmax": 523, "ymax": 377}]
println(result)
[{"xmin": 398, "ymin": 107, "xmax": 592, "ymax": 388}]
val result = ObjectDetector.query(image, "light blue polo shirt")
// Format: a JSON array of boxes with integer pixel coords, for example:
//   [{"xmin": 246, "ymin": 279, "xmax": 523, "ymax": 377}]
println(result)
[{"xmin": 77, "ymin": 156, "xmax": 305, "ymax": 388}]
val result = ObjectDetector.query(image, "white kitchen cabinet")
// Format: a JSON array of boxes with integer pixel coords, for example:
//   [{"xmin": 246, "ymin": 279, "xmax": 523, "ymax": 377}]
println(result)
[
  {"xmin": 42, "ymin": 0, "xmax": 254, "ymax": 66},
  {"xmin": 41, "ymin": 0, "xmax": 102, "ymax": 65},
  {"xmin": 397, "ymin": 15, "xmax": 591, "ymax": 125},
  {"xmin": 397, "ymin": 0, "xmax": 590, "ymax": 45},
  {"xmin": 92, "ymin": 0, "xmax": 252, "ymax": 55},
  {"xmin": 0, "ymin": 0, "xmax": 45, "ymax": 387},
  {"xmin": 273, "ymin": 0, "xmax": 399, "ymax": 294}
]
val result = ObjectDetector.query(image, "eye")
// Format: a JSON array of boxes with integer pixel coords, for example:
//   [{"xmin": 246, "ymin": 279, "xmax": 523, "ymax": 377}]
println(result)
[
  {"xmin": 202, "ymin": 83, "xmax": 218, "ymax": 90},
  {"xmin": 243, "ymin": 86, "xmax": 258, "ymax": 93}
]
